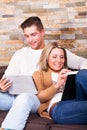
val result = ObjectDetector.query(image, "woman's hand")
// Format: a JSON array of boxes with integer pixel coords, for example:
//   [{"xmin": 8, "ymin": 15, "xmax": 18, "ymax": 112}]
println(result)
[
  {"xmin": 0, "ymin": 77, "xmax": 12, "ymax": 92},
  {"xmin": 54, "ymin": 69, "xmax": 71, "ymax": 90}
]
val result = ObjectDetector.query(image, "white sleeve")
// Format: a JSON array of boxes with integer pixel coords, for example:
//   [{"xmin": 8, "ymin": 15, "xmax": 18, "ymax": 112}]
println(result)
[
  {"xmin": 66, "ymin": 49, "xmax": 87, "ymax": 70},
  {"xmin": 4, "ymin": 51, "xmax": 20, "ymax": 76}
]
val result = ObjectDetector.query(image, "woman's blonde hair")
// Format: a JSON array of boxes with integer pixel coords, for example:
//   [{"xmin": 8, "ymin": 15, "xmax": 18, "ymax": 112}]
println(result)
[{"xmin": 38, "ymin": 42, "xmax": 67, "ymax": 71}]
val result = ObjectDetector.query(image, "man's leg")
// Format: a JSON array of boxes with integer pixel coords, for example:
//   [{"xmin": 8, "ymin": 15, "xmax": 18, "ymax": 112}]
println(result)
[
  {"xmin": 1, "ymin": 93, "xmax": 40, "ymax": 130},
  {"xmin": 76, "ymin": 69, "xmax": 87, "ymax": 100},
  {"xmin": 0, "ymin": 92, "xmax": 15, "ymax": 110}
]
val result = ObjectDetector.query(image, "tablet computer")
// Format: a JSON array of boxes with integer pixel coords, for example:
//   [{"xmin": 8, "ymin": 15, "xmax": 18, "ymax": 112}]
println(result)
[
  {"xmin": 61, "ymin": 71, "xmax": 78, "ymax": 101},
  {"xmin": 5, "ymin": 75, "xmax": 38, "ymax": 95}
]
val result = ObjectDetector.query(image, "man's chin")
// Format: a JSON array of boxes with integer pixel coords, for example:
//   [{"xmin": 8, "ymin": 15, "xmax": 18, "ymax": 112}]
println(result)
[{"xmin": 31, "ymin": 46, "xmax": 38, "ymax": 50}]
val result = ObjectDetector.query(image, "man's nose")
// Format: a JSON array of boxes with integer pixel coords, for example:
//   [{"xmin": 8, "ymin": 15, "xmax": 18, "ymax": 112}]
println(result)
[{"xmin": 28, "ymin": 36, "xmax": 32, "ymax": 42}]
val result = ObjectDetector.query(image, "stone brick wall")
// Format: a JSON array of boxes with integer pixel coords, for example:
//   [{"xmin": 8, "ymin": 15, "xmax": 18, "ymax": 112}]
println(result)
[{"xmin": 0, "ymin": 0, "xmax": 87, "ymax": 66}]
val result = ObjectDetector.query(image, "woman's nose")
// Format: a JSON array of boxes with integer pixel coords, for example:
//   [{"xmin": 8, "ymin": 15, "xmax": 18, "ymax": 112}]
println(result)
[{"xmin": 57, "ymin": 58, "xmax": 61, "ymax": 62}]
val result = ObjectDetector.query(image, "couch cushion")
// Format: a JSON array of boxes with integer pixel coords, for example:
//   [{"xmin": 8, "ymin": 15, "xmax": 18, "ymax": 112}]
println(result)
[
  {"xmin": 49, "ymin": 124, "xmax": 87, "ymax": 130},
  {"xmin": 24, "ymin": 113, "xmax": 54, "ymax": 130},
  {"xmin": 0, "ymin": 66, "xmax": 7, "ymax": 79},
  {"xmin": 0, "ymin": 111, "xmax": 7, "ymax": 125}
]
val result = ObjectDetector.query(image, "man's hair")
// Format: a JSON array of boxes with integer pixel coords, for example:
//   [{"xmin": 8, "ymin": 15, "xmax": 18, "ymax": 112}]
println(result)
[
  {"xmin": 38, "ymin": 42, "xmax": 67, "ymax": 71},
  {"xmin": 20, "ymin": 16, "xmax": 44, "ymax": 31}
]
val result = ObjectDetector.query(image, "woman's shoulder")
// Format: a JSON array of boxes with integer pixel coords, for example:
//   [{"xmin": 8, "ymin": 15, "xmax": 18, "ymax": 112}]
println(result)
[
  {"xmin": 33, "ymin": 70, "xmax": 44, "ymax": 76},
  {"xmin": 33, "ymin": 70, "xmax": 51, "ymax": 81}
]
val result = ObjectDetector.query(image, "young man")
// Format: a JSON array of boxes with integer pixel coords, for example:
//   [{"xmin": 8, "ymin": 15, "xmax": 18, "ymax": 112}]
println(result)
[
  {"xmin": 0, "ymin": 16, "xmax": 45, "ymax": 130},
  {"xmin": 0, "ymin": 16, "xmax": 87, "ymax": 130}
]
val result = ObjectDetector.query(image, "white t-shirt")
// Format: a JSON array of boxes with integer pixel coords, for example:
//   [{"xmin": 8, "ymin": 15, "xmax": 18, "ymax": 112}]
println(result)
[
  {"xmin": 4, "ymin": 47, "xmax": 43, "ymax": 76},
  {"xmin": 47, "ymin": 72, "xmax": 64, "ymax": 113}
]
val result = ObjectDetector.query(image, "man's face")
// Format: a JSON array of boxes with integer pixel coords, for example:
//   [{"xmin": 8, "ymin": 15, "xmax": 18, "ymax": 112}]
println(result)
[{"xmin": 23, "ymin": 25, "xmax": 45, "ymax": 50}]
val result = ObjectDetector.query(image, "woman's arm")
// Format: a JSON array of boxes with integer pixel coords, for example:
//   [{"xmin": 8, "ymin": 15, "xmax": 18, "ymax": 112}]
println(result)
[
  {"xmin": 33, "ymin": 71, "xmax": 58, "ymax": 103},
  {"xmin": 33, "ymin": 69, "xmax": 68, "ymax": 103}
]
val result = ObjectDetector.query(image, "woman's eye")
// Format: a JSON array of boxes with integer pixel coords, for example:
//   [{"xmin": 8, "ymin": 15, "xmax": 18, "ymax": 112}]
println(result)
[
  {"xmin": 60, "ymin": 56, "xmax": 64, "ymax": 59},
  {"xmin": 53, "ymin": 56, "xmax": 56, "ymax": 58}
]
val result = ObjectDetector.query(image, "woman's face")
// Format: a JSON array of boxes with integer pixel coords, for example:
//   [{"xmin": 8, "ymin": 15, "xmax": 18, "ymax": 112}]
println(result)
[{"xmin": 48, "ymin": 48, "xmax": 65, "ymax": 72}]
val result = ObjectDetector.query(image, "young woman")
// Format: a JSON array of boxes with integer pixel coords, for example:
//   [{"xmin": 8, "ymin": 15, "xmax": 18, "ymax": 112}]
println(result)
[{"xmin": 33, "ymin": 42, "xmax": 87, "ymax": 124}]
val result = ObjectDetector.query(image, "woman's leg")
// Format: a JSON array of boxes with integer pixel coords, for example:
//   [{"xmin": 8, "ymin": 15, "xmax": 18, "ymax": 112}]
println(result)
[
  {"xmin": 1, "ymin": 93, "xmax": 40, "ymax": 130},
  {"xmin": 50, "ymin": 100, "xmax": 87, "ymax": 124},
  {"xmin": 76, "ymin": 69, "xmax": 87, "ymax": 100}
]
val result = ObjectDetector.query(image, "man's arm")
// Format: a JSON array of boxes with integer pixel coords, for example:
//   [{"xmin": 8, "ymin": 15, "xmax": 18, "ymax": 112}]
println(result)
[
  {"xmin": 66, "ymin": 49, "xmax": 87, "ymax": 70},
  {"xmin": 4, "ymin": 51, "xmax": 20, "ymax": 76},
  {"xmin": 0, "ymin": 51, "xmax": 20, "ymax": 91}
]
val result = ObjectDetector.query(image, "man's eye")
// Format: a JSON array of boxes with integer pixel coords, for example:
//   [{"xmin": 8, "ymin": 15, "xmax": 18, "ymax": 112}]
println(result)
[
  {"xmin": 24, "ymin": 35, "xmax": 28, "ymax": 38},
  {"xmin": 32, "ymin": 33, "xmax": 37, "ymax": 36}
]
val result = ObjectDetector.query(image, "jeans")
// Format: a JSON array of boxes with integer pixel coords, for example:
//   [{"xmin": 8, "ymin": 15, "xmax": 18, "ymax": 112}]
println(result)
[
  {"xmin": 0, "ymin": 92, "xmax": 16, "ymax": 110},
  {"xmin": 76, "ymin": 69, "xmax": 87, "ymax": 100},
  {"xmin": 0, "ymin": 92, "xmax": 40, "ymax": 130},
  {"xmin": 50, "ymin": 69, "xmax": 87, "ymax": 124}
]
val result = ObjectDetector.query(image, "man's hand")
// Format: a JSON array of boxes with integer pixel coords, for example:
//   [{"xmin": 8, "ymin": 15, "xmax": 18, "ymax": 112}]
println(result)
[{"xmin": 0, "ymin": 78, "xmax": 12, "ymax": 92}]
